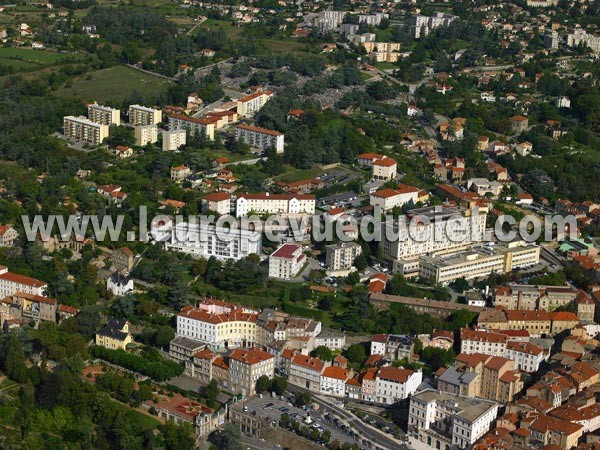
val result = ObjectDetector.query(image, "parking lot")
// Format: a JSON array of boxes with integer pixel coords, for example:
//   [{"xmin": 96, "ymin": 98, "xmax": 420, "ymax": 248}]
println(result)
[{"xmin": 242, "ymin": 394, "xmax": 355, "ymax": 446}]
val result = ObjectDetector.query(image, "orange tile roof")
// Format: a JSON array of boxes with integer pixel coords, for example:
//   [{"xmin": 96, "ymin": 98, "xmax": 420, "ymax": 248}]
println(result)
[
  {"xmin": 229, "ymin": 348, "xmax": 274, "ymax": 365},
  {"xmin": 376, "ymin": 366, "xmax": 415, "ymax": 383},
  {"xmin": 291, "ymin": 354, "xmax": 324, "ymax": 372},
  {"xmin": 236, "ymin": 124, "xmax": 282, "ymax": 137},
  {"xmin": 0, "ymin": 273, "xmax": 46, "ymax": 288},
  {"xmin": 322, "ymin": 366, "xmax": 348, "ymax": 381}
]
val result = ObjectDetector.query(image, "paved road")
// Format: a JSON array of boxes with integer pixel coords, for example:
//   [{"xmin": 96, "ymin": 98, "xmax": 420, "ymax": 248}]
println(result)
[
  {"xmin": 287, "ymin": 385, "xmax": 406, "ymax": 450},
  {"xmin": 186, "ymin": 17, "xmax": 206, "ymax": 35}
]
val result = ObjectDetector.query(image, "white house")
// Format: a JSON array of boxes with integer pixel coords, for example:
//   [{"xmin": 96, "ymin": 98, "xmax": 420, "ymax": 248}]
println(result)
[
  {"xmin": 106, "ymin": 271, "xmax": 134, "ymax": 296},
  {"xmin": 268, "ymin": 243, "xmax": 306, "ymax": 280},
  {"xmin": 375, "ymin": 366, "xmax": 422, "ymax": 404},
  {"xmin": 321, "ymin": 366, "xmax": 349, "ymax": 397},
  {"xmin": 505, "ymin": 341, "xmax": 545, "ymax": 373}
]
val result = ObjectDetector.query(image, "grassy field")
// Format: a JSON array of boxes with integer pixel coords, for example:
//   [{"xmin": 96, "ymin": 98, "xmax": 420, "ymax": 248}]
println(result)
[
  {"xmin": 54, "ymin": 65, "xmax": 174, "ymax": 103},
  {"xmin": 199, "ymin": 19, "xmax": 246, "ymax": 38},
  {"xmin": 262, "ymin": 38, "xmax": 308, "ymax": 53},
  {"xmin": 0, "ymin": 48, "xmax": 78, "ymax": 70},
  {"xmin": 274, "ymin": 166, "xmax": 324, "ymax": 183}
]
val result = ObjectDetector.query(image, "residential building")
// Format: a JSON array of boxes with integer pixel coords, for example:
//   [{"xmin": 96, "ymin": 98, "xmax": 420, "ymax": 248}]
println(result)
[
  {"xmin": 63, "ymin": 116, "xmax": 109, "ymax": 144},
  {"xmin": 236, "ymin": 90, "xmax": 273, "ymax": 117},
  {"xmin": 169, "ymin": 114, "xmax": 215, "ymax": 140},
  {"xmin": 268, "ymin": 243, "xmax": 306, "ymax": 280},
  {"xmin": 370, "ymin": 185, "xmax": 420, "ymax": 212},
  {"xmin": 95, "ymin": 318, "xmax": 133, "ymax": 350},
  {"xmin": 106, "ymin": 271, "xmax": 134, "ymax": 296},
  {"xmin": 9, "ymin": 291, "xmax": 57, "ymax": 323},
  {"xmin": 316, "ymin": 11, "xmax": 346, "ymax": 34},
  {"xmin": 375, "ymin": 366, "xmax": 422, "ymax": 404},
  {"xmin": 234, "ymin": 124, "xmax": 284, "ymax": 154},
  {"xmin": 505, "ymin": 341, "xmax": 545, "ymax": 373},
  {"xmin": 289, "ymin": 354, "xmax": 324, "ymax": 391},
  {"xmin": 412, "ymin": 13, "xmax": 457, "ymax": 39},
  {"xmin": 510, "ymin": 115, "xmax": 529, "ymax": 133},
  {"xmin": 134, "ymin": 124, "xmax": 158, "ymax": 146},
  {"xmin": 567, "ymin": 27, "xmax": 600, "ymax": 54},
  {"xmin": 494, "ymin": 284, "xmax": 578, "ymax": 311},
  {"xmin": 529, "ymin": 414, "xmax": 583, "ymax": 449},
  {"xmin": 114, "ymin": 145, "xmax": 133, "ymax": 159},
  {"xmin": 356, "ymin": 153, "xmax": 386, "ymax": 167},
  {"xmin": 171, "ymin": 165, "xmax": 192, "ymax": 181},
  {"xmin": 87, "ymin": 103, "xmax": 120, "ymax": 125},
  {"xmin": 165, "ymin": 222, "xmax": 262, "ymax": 261},
  {"xmin": 321, "ymin": 366, "xmax": 349, "ymax": 397},
  {"xmin": 228, "ymin": 348, "xmax": 275, "ymax": 396},
  {"xmin": 372, "ymin": 157, "xmax": 397, "ymax": 180},
  {"xmin": 0, "ymin": 225, "xmax": 18, "ymax": 247},
  {"xmin": 460, "ymin": 329, "xmax": 507, "ymax": 357},
  {"xmin": 203, "ymin": 192, "xmax": 232, "ymax": 215},
  {"xmin": 162, "ymin": 128, "xmax": 187, "ymax": 151},
  {"xmin": 111, "ymin": 247, "xmax": 135, "ymax": 273},
  {"xmin": 128, "ymin": 105, "xmax": 162, "ymax": 125},
  {"xmin": 0, "ymin": 266, "xmax": 47, "ymax": 298},
  {"xmin": 408, "ymin": 389, "xmax": 499, "ymax": 450},
  {"xmin": 235, "ymin": 193, "xmax": 315, "ymax": 217},
  {"xmin": 315, "ymin": 330, "xmax": 345, "ymax": 350},
  {"xmin": 325, "ymin": 242, "xmax": 362, "ymax": 271}
]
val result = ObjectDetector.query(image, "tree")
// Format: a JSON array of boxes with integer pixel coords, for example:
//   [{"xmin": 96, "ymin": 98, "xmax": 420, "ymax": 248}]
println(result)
[
  {"xmin": 204, "ymin": 379, "xmax": 219, "ymax": 408},
  {"xmin": 354, "ymin": 253, "xmax": 368, "ymax": 271},
  {"xmin": 2, "ymin": 335, "xmax": 28, "ymax": 382},
  {"xmin": 220, "ymin": 423, "xmax": 243, "ymax": 450},
  {"xmin": 154, "ymin": 326, "xmax": 175, "ymax": 349},
  {"xmin": 255, "ymin": 375, "xmax": 271, "ymax": 394},
  {"xmin": 295, "ymin": 391, "xmax": 312, "ymax": 406},
  {"xmin": 346, "ymin": 271, "xmax": 360, "ymax": 285},
  {"xmin": 107, "ymin": 125, "xmax": 135, "ymax": 147},
  {"xmin": 271, "ymin": 376, "xmax": 288, "ymax": 395},
  {"xmin": 311, "ymin": 346, "xmax": 334, "ymax": 361},
  {"xmin": 346, "ymin": 343, "xmax": 367, "ymax": 366},
  {"xmin": 451, "ymin": 277, "xmax": 469, "ymax": 293}
]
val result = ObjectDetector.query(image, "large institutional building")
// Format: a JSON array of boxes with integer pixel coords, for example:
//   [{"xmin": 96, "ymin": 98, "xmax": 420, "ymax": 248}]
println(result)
[
  {"xmin": 63, "ymin": 116, "xmax": 109, "ymax": 144},
  {"xmin": 165, "ymin": 222, "xmax": 262, "ymax": 260},
  {"xmin": 236, "ymin": 90, "xmax": 273, "ymax": 117},
  {"xmin": 235, "ymin": 193, "xmax": 316, "ymax": 217},
  {"xmin": 162, "ymin": 128, "xmax": 187, "ymax": 151},
  {"xmin": 168, "ymin": 114, "xmax": 216, "ymax": 140}
]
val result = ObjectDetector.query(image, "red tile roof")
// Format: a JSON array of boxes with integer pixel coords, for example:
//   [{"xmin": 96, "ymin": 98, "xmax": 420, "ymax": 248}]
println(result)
[
  {"xmin": 291, "ymin": 354, "xmax": 324, "ymax": 372},
  {"xmin": 376, "ymin": 366, "xmax": 415, "ymax": 383},
  {"xmin": 0, "ymin": 273, "xmax": 46, "ymax": 288},
  {"xmin": 236, "ymin": 124, "xmax": 283, "ymax": 137},
  {"xmin": 271, "ymin": 243, "xmax": 302, "ymax": 259},
  {"xmin": 229, "ymin": 348, "xmax": 274, "ymax": 365},
  {"xmin": 322, "ymin": 366, "xmax": 348, "ymax": 381}
]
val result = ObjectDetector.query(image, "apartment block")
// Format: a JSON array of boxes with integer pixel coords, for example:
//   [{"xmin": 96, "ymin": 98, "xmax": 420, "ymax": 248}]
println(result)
[
  {"xmin": 289, "ymin": 354, "xmax": 324, "ymax": 391},
  {"xmin": 268, "ymin": 243, "xmax": 306, "ymax": 280},
  {"xmin": 236, "ymin": 90, "xmax": 273, "ymax": 117},
  {"xmin": 372, "ymin": 157, "xmax": 397, "ymax": 180},
  {"xmin": 169, "ymin": 114, "xmax": 215, "ymax": 140},
  {"xmin": 134, "ymin": 124, "xmax": 158, "ymax": 146},
  {"xmin": 494, "ymin": 284, "xmax": 578, "ymax": 311},
  {"xmin": 460, "ymin": 329, "xmax": 507, "ymax": 357},
  {"xmin": 128, "ymin": 104, "xmax": 162, "ymax": 126},
  {"xmin": 165, "ymin": 222, "xmax": 262, "ymax": 261},
  {"xmin": 63, "ymin": 116, "xmax": 109, "ymax": 144},
  {"xmin": 235, "ymin": 193, "xmax": 315, "ymax": 217},
  {"xmin": 325, "ymin": 242, "xmax": 362, "ymax": 271},
  {"xmin": 87, "ymin": 102, "xmax": 120, "ymax": 125},
  {"xmin": 321, "ymin": 366, "xmax": 350, "ymax": 397},
  {"xmin": 162, "ymin": 128, "xmax": 187, "ymax": 151},
  {"xmin": 234, "ymin": 124, "xmax": 284, "ymax": 154},
  {"xmin": 203, "ymin": 192, "xmax": 232, "ymax": 215},
  {"xmin": 375, "ymin": 366, "xmax": 422, "ymax": 404}
]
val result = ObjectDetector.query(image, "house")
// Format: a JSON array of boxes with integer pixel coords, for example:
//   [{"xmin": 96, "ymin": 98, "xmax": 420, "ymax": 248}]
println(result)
[
  {"xmin": 0, "ymin": 225, "xmax": 18, "ymax": 247},
  {"xmin": 321, "ymin": 366, "xmax": 350, "ymax": 397},
  {"xmin": 111, "ymin": 247, "xmax": 135, "ymax": 273},
  {"xmin": 268, "ymin": 244, "xmax": 306, "ymax": 280},
  {"xmin": 372, "ymin": 157, "xmax": 397, "ymax": 181},
  {"xmin": 407, "ymin": 104, "xmax": 421, "ymax": 117},
  {"xmin": 203, "ymin": 192, "xmax": 231, "ymax": 215},
  {"xmin": 375, "ymin": 366, "xmax": 422, "ymax": 404},
  {"xmin": 510, "ymin": 115, "xmax": 529, "ymax": 133},
  {"xmin": 106, "ymin": 271, "xmax": 134, "ymax": 297},
  {"xmin": 114, "ymin": 145, "xmax": 133, "ymax": 159},
  {"xmin": 171, "ymin": 165, "xmax": 192, "ymax": 181},
  {"xmin": 516, "ymin": 193, "xmax": 534, "ymax": 205},
  {"xmin": 478, "ymin": 136, "xmax": 490, "ymax": 151},
  {"xmin": 515, "ymin": 141, "xmax": 533, "ymax": 156},
  {"xmin": 95, "ymin": 318, "xmax": 133, "ymax": 350},
  {"xmin": 289, "ymin": 354, "xmax": 324, "ymax": 392}
]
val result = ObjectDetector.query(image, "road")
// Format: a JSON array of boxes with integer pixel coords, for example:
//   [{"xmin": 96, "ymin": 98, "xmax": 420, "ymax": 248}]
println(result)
[
  {"xmin": 125, "ymin": 63, "xmax": 176, "ymax": 81},
  {"xmin": 287, "ymin": 385, "xmax": 406, "ymax": 450},
  {"xmin": 186, "ymin": 16, "xmax": 206, "ymax": 35}
]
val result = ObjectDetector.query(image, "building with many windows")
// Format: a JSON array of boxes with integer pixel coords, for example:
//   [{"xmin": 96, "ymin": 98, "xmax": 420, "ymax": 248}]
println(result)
[
  {"xmin": 0, "ymin": 266, "xmax": 47, "ymax": 299},
  {"xmin": 234, "ymin": 124, "xmax": 284, "ymax": 153},
  {"xmin": 63, "ymin": 116, "xmax": 109, "ymax": 144},
  {"xmin": 268, "ymin": 243, "xmax": 306, "ymax": 280},
  {"xmin": 408, "ymin": 389, "xmax": 499, "ymax": 450},
  {"xmin": 375, "ymin": 366, "xmax": 422, "ymax": 404},
  {"xmin": 325, "ymin": 242, "xmax": 362, "ymax": 271},
  {"xmin": 236, "ymin": 90, "xmax": 273, "ymax": 117},
  {"xmin": 168, "ymin": 114, "xmax": 215, "ymax": 140},
  {"xmin": 134, "ymin": 124, "xmax": 158, "ymax": 146},
  {"xmin": 128, "ymin": 104, "xmax": 162, "ymax": 125},
  {"xmin": 87, "ymin": 103, "xmax": 120, "ymax": 125},
  {"xmin": 162, "ymin": 128, "xmax": 187, "ymax": 151},
  {"xmin": 165, "ymin": 222, "xmax": 262, "ymax": 261},
  {"xmin": 95, "ymin": 318, "xmax": 133, "ymax": 350},
  {"xmin": 235, "ymin": 193, "xmax": 315, "ymax": 217},
  {"xmin": 228, "ymin": 348, "xmax": 275, "ymax": 397}
]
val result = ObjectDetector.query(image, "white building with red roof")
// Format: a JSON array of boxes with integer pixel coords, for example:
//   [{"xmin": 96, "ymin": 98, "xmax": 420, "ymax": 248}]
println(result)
[
  {"xmin": 321, "ymin": 366, "xmax": 350, "ymax": 397},
  {"xmin": 505, "ymin": 341, "xmax": 545, "ymax": 373},
  {"xmin": 234, "ymin": 124, "xmax": 284, "ymax": 153},
  {"xmin": 0, "ymin": 225, "xmax": 18, "ymax": 247},
  {"xmin": 235, "ymin": 192, "xmax": 315, "ymax": 217},
  {"xmin": 372, "ymin": 157, "xmax": 398, "ymax": 181},
  {"xmin": 0, "ymin": 266, "xmax": 47, "ymax": 299},
  {"xmin": 375, "ymin": 366, "xmax": 422, "ymax": 404},
  {"xmin": 369, "ymin": 184, "xmax": 420, "ymax": 211},
  {"xmin": 203, "ymin": 192, "xmax": 232, "ymax": 215},
  {"xmin": 289, "ymin": 354, "xmax": 324, "ymax": 391},
  {"xmin": 268, "ymin": 243, "xmax": 306, "ymax": 280},
  {"xmin": 236, "ymin": 90, "xmax": 273, "ymax": 117},
  {"xmin": 229, "ymin": 347, "xmax": 275, "ymax": 396}
]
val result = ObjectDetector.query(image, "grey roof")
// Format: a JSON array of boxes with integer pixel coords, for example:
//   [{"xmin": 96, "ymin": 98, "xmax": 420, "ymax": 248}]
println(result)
[
  {"xmin": 97, "ymin": 318, "xmax": 129, "ymax": 341},
  {"xmin": 412, "ymin": 389, "xmax": 498, "ymax": 423},
  {"xmin": 109, "ymin": 271, "xmax": 132, "ymax": 286},
  {"xmin": 438, "ymin": 366, "xmax": 478, "ymax": 386},
  {"xmin": 169, "ymin": 336, "xmax": 205, "ymax": 351}
]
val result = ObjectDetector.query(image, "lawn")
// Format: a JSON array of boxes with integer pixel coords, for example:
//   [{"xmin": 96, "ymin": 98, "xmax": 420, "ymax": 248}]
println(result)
[
  {"xmin": 261, "ymin": 38, "xmax": 308, "ymax": 53},
  {"xmin": 109, "ymin": 400, "xmax": 161, "ymax": 430},
  {"xmin": 199, "ymin": 19, "xmax": 245, "ymax": 38},
  {"xmin": 274, "ymin": 166, "xmax": 324, "ymax": 183},
  {"xmin": 0, "ymin": 47, "xmax": 79, "ymax": 70},
  {"xmin": 54, "ymin": 65, "xmax": 174, "ymax": 103}
]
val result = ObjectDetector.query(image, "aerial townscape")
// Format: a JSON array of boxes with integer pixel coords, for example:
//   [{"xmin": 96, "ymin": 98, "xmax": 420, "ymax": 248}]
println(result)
[{"xmin": 2, "ymin": 0, "xmax": 600, "ymax": 448}]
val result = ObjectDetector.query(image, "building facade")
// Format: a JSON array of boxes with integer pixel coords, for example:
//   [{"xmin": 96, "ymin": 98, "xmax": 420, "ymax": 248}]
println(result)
[{"xmin": 63, "ymin": 116, "xmax": 109, "ymax": 144}]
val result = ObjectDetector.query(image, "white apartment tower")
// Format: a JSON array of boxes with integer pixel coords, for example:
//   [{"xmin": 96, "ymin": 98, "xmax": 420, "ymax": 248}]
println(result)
[
  {"xmin": 128, "ymin": 104, "xmax": 162, "ymax": 126},
  {"xmin": 63, "ymin": 116, "xmax": 109, "ymax": 144},
  {"xmin": 87, "ymin": 103, "xmax": 121, "ymax": 126}
]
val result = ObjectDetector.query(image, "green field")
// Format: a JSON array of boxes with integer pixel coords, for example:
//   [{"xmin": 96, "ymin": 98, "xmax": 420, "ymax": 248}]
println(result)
[
  {"xmin": 274, "ymin": 166, "xmax": 324, "ymax": 183},
  {"xmin": 262, "ymin": 38, "xmax": 308, "ymax": 53},
  {"xmin": 54, "ymin": 65, "xmax": 174, "ymax": 103},
  {"xmin": 0, "ymin": 47, "xmax": 77, "ymax": 70}
]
